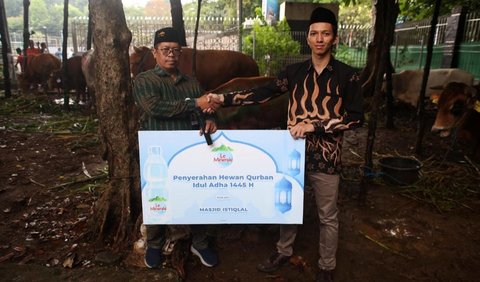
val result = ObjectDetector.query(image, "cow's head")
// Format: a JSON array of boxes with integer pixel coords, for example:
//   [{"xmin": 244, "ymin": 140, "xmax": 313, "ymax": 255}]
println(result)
[
  {"xmin": 431, "ymin": 82, "xmax": 478, "ymax": 137},
  {"xmin": 129, "ymin": 46, "xmax": 155, "ymax": 78}
]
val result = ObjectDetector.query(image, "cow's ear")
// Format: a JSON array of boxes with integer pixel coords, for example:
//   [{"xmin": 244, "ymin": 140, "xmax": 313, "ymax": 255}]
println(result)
[
  {"xmin": 430, "ymin": 92, "xmax": 440, "ymax": 104},
  {"xmin": 133, "ymin": 46, "xmax": 141, "ymax": 53}
]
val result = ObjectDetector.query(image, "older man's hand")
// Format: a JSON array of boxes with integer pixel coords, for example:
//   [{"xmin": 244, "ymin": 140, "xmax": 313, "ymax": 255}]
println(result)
[{"xmin": 196, "ymin": 94, "xmax": 222, "ymax": 113}]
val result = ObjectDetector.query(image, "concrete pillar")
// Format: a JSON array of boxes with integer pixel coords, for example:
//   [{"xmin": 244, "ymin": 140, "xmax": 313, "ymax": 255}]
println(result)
[{"xmin": 442, "ymin": 6, "xmax": 467, "ymax": 68}]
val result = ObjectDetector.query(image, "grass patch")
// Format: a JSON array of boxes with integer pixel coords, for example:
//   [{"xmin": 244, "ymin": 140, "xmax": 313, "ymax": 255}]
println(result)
[
  {"xmin": 397, "ymin": 158, "xmax": 480, "ymax": 212},
  {"xmin": 1, "ymin": 93, "xmax": 99, "ymax": 151}
]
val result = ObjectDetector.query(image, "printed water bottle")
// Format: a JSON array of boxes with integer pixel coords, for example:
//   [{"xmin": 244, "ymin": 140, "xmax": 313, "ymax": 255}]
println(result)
[{"xmin": 144, "ymin": 146, "xmax": 169, "ymax": 217}]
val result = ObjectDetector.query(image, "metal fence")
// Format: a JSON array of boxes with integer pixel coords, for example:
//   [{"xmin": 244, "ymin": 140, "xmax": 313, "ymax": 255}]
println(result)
[
  {"xmin": 69, "ymin": 17, "xmax": 372, "ymax": 73},
  {"xmin": 392, "ymin": 10, "xmax": 480, "ymax": 80},
  {"xmin": 5, "ymin": 11, "xmax": 480, "ymax": 80},
  {"xmin": 394, "ymin": 15, "xmax": 449, "ymax": 46},
  {"xmin": 336, "ymin": 24, "xmax": 371, "ymax": 68},
  {"xmin": 2, "ymin": 17, "xmax": 372, "ymax": 80},
  {"xmin": 464, "ymin": 11, "xmax": 480, "ymax": 42},
  {"xmin": 71, "ymin": 16, "xmax": 240, "ymax": 52}
]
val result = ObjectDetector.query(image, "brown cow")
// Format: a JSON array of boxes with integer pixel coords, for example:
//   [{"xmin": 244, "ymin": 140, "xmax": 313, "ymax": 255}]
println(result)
[
  {"xmin": 130, "ymin": 46, "xmax": 259, "ymax": 90},
  {"xmin": 18, "ymin": 53, "xmax": 61, "ymax": 94},
  {"xmin": 81, "ymin": 49, "xmax": 96, "ymax": 108},
  {"xmin": 50, "ymin": 56, "xmax": 87, "ymax": 103},
  {"xmin": 210, "ymin": 76, "xmax": 288, "ymax": 129},
  {"xmin": 431, "ymin": 82, "xmax": 480, "ymax": 159}
]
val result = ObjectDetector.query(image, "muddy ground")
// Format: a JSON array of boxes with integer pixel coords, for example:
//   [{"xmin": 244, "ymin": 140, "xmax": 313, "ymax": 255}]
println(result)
[{"xmin": 1, "ymin": 93, "xmax": 479, "ymax": 282}]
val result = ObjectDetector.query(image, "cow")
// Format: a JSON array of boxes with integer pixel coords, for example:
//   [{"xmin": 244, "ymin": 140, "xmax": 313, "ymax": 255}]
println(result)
[
  {"xmin": 49, "ymin": 56, "xmax": 87, "ymax": 103},
  {"xmin": 209, "ymin": 76, "xmax": 289, "ymax": 129},
  {"xmin": 18, "ymin": 53, "xmax": 61, "ymax": 94},
  {"xmin": 130, "ymin": 46, "xmax": 260, "ymax": 91},
  {"xmin": 81, "ymin": 49, "xmax": 96, "ymax": 108},
  {"xmin": 388, "ymin": 68, "xmax": 475, "ymax": 107},
  {"xmin": 430, "ymin": 82, "xmax": 480, "ymax": 160}
]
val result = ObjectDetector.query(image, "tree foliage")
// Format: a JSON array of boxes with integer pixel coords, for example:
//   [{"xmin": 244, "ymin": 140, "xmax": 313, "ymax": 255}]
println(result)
[
  {"xmin": 182, "ymin": 0, "xmax": 261, "ymax": 20},
  {"xmin": 4, "ymin": 0, "xmax": 22, "ymax": 17},
  {"xmin": 29, "ymin": 0, "xmax": 49, "ymax": 31},
  {"xmin": 339, "ymin": 0, "xmax": 372, "ymax": 26},
  {"xmin": 123, "ymin": 6, "xmax": 145, "ymax": 17},
  {"xmin": 398, "ymin": 0, "xmax": 480, "ymax": 21},
  {"xmin": 300, "ymin": 0, "xmax": 480, "ymax": 22},
  {"xmin": 5, "ymin": 0, "xmax": 263, "ymax": 35},
  {"xmin": 144, "ymin": 0, "xmax": 170, "ymax": 17},
  {"xmin": 6, "ymin": 0, "xmax": 85, "ymax": 39},
  {"xmin": 243, "ymin": 16, "xmax": 300, "ymax": 76}
]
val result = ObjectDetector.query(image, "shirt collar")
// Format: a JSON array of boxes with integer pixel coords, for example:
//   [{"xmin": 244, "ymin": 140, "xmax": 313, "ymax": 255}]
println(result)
[
  {"xmin": 153, "ymin": 65, "xmax": 188, "ymax": 83},
  {"xmin": 307, "ymin": 57, "xmax": 335, "ymax": 73}
]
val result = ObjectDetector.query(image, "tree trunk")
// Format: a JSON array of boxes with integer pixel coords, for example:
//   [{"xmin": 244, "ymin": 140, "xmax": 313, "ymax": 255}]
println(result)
[
  {"xmin": 0, "ymin": 0, "xmax": 12, "ymax": 98},
  {"xmin": 170, "ymin": 0, "xmax": 187, "ymax": 46},
  {"xmin": 62, "ymin": 0, "xmax": 69, "ymax": 110},
  {"xmin": 360, "ymin": 0, "xmax": 399, "ymax": 167},
  {"xmin": 192, "ymin": 0, "xmax": 202, "ymax": 77},
  {"xmin": 22, "ymin": 0, "xmax": 30, "ymax": 71},
  {"xmin": 385, "ymin": 51, "xmax": 395, "ymax": 129},
  {"xmin": 414, "ymin": 0, "xmax": 442, "ymax": 156},
  {"xmin": 87, "ymin": 4, "xmax": 92, "ymax": 50},
  {"xmin": 237, "ymin": 0, "xmax": 243, "ymax": 51},
  {"xmin": 358, "ymin": 0, "xmax": 399, "ymax": 203},
  {"xmin": 88, "ymin": 0, "xmax": 141, "ymax": 249}
]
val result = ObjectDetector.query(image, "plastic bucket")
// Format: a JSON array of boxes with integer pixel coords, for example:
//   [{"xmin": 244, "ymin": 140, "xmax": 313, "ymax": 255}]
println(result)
[{"xmin": 378, "ymin": 157, "xmax": 422, "ymax": 186}]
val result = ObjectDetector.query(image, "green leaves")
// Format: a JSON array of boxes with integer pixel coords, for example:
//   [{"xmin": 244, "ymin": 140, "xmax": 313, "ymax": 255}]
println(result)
[{"xmin": 243, "ymin": 19, "xmax": 300, "ymax": 75}]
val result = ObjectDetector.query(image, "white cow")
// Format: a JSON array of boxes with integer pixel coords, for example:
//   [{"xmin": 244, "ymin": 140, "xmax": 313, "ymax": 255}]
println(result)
[{"xmin": 388, "ymin": 68, "xmax": 475, "ymax": 107}]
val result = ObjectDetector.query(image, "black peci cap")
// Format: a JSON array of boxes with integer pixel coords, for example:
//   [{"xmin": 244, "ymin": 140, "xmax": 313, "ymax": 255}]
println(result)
[
  {"xmin": 153, "ymin": 27, "xmax": 180, "ymax": 46},
  {"xmin": 309, "ymin": 7, "xmax": 338, "ymax": 35}
]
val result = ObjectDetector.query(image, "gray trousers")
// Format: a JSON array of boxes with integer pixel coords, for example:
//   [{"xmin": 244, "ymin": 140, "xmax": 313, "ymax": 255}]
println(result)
[{"xmin": 276, "ymin": 171, "xmax": 339, "ymax": 271}]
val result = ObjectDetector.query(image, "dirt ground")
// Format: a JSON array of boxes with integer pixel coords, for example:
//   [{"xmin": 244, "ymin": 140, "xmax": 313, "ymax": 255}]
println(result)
[{"xmin": 1, "ymin": 93, "xmax": 479, "ymax": 282}]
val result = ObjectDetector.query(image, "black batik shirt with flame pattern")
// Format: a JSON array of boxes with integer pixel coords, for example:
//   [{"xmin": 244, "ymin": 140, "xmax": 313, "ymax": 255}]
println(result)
[{"xmin": 223, "ymin": 58, "xmax": 364, "ymax": 174}]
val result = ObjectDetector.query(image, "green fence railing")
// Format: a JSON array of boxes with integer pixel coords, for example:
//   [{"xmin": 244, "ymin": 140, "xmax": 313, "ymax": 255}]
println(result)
[
  {"xmin": 391, "ymin": 45, "xmax": 444, "ymax": 71},
  {"xmin": 457, "ymin": 42, "xmax": 480, "ymax": 81},
  {"xmin": 389, "ymin": 43, "xmax": 480, "ymax": 81}
]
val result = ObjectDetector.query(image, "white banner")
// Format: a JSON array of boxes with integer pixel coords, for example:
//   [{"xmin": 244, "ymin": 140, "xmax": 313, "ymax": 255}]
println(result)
[{"xmin": 139, "ymin": 130, "xmax": 305, "ymax": 224}]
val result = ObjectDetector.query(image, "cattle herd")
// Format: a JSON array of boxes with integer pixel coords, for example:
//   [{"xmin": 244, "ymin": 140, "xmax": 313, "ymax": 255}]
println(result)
[
  {"xmin": 129, "ymin": 46, "xmax": 259, "ymax": 90},
  {"xmin": 11, "ymin": 46, "xmax": 480, "ymax": 160},
  {"xmin": 16, "ymin": 52, "xmax": 88, "ymax": 103}
]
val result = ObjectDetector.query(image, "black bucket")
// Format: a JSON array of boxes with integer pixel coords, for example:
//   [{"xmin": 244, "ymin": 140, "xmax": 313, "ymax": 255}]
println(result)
[{"xmin": 378, "ymin": 157, "xmax": 422, "ymax": 186}]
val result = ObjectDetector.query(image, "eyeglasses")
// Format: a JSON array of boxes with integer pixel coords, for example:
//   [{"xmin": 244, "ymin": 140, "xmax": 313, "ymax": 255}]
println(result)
[{"xmin": 157, "ymin": 47, "xmax": 182, "ymax": 56}]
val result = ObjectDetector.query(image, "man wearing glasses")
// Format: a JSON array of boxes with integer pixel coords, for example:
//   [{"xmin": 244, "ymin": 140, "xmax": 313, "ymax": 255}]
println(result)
[{"xmin": 132, "ymin": 27, "xmax": 219, "ymax": 271}]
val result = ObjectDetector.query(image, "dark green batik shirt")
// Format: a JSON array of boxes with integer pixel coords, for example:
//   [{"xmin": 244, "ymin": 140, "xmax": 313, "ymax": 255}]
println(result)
[{"xmin": 133, "ymin": 65, "xmax": 204, "ymax": 130}]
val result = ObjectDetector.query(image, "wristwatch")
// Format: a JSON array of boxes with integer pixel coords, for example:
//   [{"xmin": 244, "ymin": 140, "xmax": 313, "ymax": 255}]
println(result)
[{"xmin": 185, "ymin": 97, "xmax": 197, "ymax": 107}]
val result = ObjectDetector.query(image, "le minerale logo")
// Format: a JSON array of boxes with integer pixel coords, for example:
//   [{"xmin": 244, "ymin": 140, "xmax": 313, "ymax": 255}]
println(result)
[
  {"xmin": 148, "ymin": 196, "xmax": 167, "ymax": 202},
  {"xmin": 212, "ymin": 144, "xmax": 234, "ymax": 167},
  {"xmin": 148, "ymin": 196, "xmax": 167, "ymax": 213}
]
